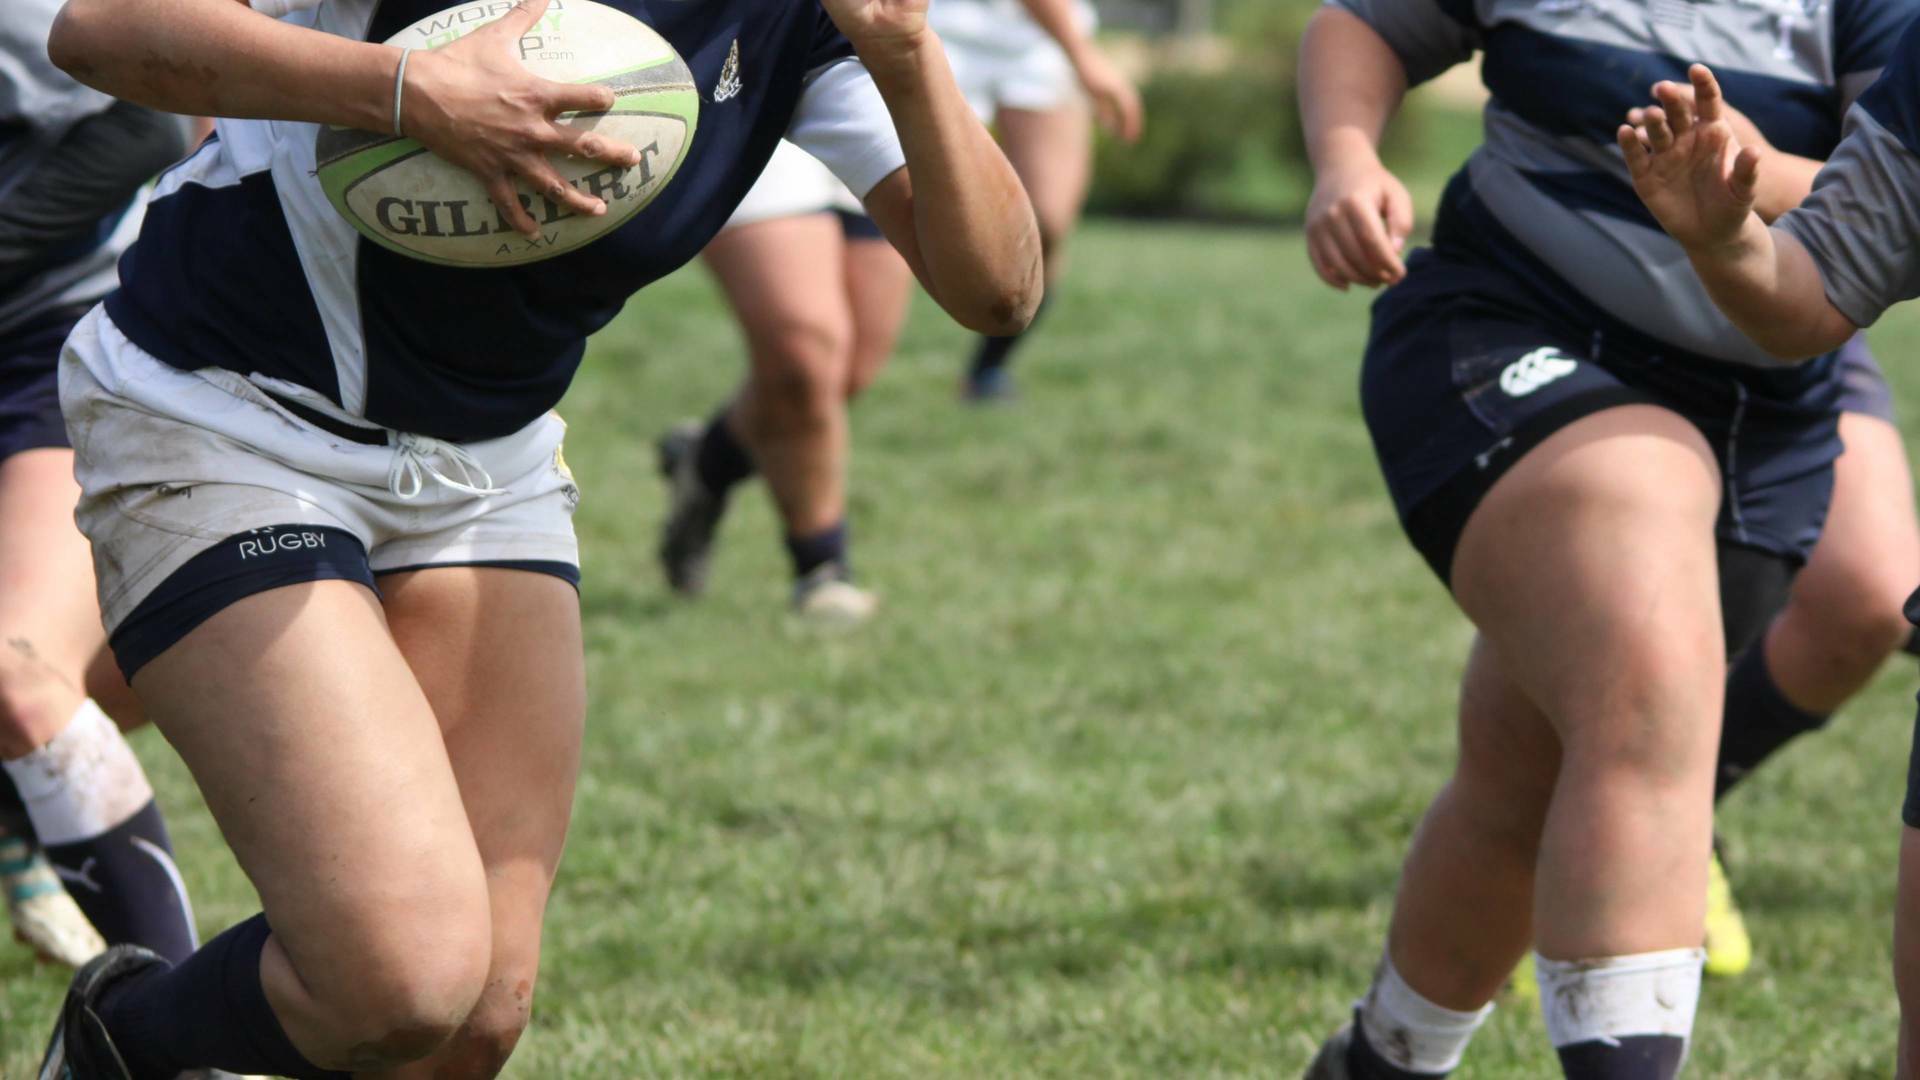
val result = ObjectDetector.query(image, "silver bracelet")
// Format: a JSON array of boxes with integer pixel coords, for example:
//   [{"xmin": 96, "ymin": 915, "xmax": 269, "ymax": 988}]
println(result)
[{"xmin": 392, "ymin": 47, "xmax": 414, "ymax": 137}]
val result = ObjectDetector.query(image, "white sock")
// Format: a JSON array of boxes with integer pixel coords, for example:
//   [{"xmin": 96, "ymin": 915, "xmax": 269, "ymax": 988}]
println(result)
[
  {"xmin": 1536, "ymin": 948, "xmax": 1704, "ymax": 1048},
  {"xmin": 1, "ymin": 700, "xmax": 154, "ymax": 846},
  {"xmin": 1355, "ymin": 954, "xmax": 1493, "ymax": 1073}
]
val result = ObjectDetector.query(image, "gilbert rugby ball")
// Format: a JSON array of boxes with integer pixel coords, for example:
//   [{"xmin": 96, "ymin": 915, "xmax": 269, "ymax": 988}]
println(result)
[{"xmin": 316, "ymin": 0, "xmax": 698, "ymax": 267}]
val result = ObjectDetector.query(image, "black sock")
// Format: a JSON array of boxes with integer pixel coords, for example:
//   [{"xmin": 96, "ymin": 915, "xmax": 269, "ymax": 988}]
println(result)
[
  {"xmin": 1715, "ymin": 646, "xmax": 1830, "ymax": 800},
  {"xmin": 45, "ymin": 800, "xmax": 197, "ymax": 964},
  {"xmin": 1906, "ymin": 623, "xmax": 1920, "ymax": 658},
  {"xmin": 786, "ymin": 521, "xmax": 849, "ymax": 580},
  {"xmin": 101, "ymin": 913, "xmax": 346, "ymax": 1080},
  {"xmin": 695, "ymin": 407, "xmax": 756, "ymax": 496},
  {"xmin": 968, "ymin": 296, "xmax": 1051, "ymax": 378},
  {"xmin": 1555, "ymin": 1035, "xmax": 1687, "ymax": 1078},
  {"xmin": 1346, "ymin": 1009, "xmax": 1449, "ymax": 1079}
]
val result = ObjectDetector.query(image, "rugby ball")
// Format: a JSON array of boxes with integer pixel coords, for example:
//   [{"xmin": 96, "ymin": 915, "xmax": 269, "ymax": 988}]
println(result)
[{"xmin": 316, "ymin": 0, "xmax": 698, "ymax": 267}]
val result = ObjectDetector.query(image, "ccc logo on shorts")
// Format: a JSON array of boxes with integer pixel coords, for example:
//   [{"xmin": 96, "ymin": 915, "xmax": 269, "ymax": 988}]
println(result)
[{"xmin": 1499, "ymin": 347, "xmax": 1580, "ymax": 397}]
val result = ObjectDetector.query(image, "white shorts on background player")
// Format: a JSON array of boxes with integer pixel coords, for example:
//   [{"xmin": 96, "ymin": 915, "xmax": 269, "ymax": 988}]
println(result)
[
  {"xmin": 929, "ymin": 0, "xmax": 1095, "ymax": 118},
  {"xmin": 725, "ymin": 140, "xmax": 863, "ymax": 231},
  {"xmin": 59, "ymin": 308, "xmax": 580, "ymax": 647}
]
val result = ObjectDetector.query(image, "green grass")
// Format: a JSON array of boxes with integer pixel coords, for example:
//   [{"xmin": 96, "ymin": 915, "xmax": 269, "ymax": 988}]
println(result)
[{"xmin": 4, "ymin": 221, "xmax": 1918, "ymax": 1076}]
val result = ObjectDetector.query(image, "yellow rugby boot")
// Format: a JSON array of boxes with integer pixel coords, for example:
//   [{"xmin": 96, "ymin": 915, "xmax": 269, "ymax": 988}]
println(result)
[
  {"xmin": 1704, "ymin": 849, "xmax": 1752, "ymax": 978},
  {"xmin": 1507, "ymin": 954, "xmax": 1540, "ymax": 1007}
]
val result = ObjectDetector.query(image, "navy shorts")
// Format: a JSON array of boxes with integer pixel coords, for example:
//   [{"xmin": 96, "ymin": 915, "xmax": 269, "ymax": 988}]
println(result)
[
  {"xmin": 1836, "ymin": 335, "xmax": 1897, "ymax": 423},
  {"xmin": 1364, "ymin": 245, "xmax": 1844, "ymax": 585},
  {"xmin": 0, "ymin": 302, "xmax": 86, "ymax": 461}
]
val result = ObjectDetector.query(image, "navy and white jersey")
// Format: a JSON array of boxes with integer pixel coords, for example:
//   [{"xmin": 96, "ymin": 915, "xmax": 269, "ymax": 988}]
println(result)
[
  {"xmin": 1331, "ymin": 0, "xmax": 1916, "ymax": 366},
  {"xmin": 1780, "ymin": 17, "xmax": 1920, "ymax": 326},
  {"xmin": 107, "ymin": 0, "xmax": 906, "ymax": 443},
  {"xmin": 0, "ymin": 0, "xmax": 169, "ymax": 336}
]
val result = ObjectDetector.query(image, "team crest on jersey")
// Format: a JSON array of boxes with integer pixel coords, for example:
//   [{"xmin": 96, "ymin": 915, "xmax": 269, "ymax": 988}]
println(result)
[
  {"xmin": 715, "ymin": 39, "xmax": 743, "ymax": 102},
  {"xmin": 1499, "ymin": 347, "xmax": 1579, "ymax": 397}
]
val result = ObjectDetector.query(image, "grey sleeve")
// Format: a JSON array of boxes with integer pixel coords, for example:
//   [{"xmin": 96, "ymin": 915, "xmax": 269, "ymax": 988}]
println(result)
[
  {"xmin": 1777, "ymin": 104, "xmax": 1920, "ymax": 328},
  {"xmin": 0, "ymin": 102, "xmax": 189, "ymax": 291},
  {"xmin": 1324, "ymin": 0, "xmax": 1479, "ymax": 86}
]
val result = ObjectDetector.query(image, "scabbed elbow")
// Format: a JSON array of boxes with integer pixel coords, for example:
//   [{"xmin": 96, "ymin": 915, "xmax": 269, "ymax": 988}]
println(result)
[{"xmin": 47, "ymin": 2, "xmax": 101, "ymax": 81}]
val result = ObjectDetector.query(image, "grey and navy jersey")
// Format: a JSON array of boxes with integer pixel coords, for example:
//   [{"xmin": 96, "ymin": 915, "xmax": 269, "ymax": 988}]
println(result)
[
  {"xmin": 1332, "ymin": 0, "xmax": 1915, "ymax": 366},
  {"xmin": 108, "ymin": 0, "xmax": 905, "ymax": 443},
  {"xmin": 1780, "ymin": 17, "xmax": 1920, "ymax": 327},
  {"xmin": 0, "ymin": 0, "xmax": 178, "ymax": 336}
]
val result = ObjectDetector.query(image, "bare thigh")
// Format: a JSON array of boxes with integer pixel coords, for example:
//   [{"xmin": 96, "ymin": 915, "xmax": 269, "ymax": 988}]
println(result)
[
  {"xmin": 704, "ymin": 214, "xmax": 856, "ymax": 377},
  {"xmin": 1452, "ymin": 405, "xmax": 1726, "ymax": 957},
  {"xmin": 374, "ymin": 566, "xmax": 586, "ymax": 1077},
  {"xmin": 0, "ymin": 449, "xmax": 107, "ymax": 753},
  {"xmin": 132, "ymin": 581, "xmax": 492, "ymax": 1068},
  {"xmin": 841, "ymin": 236, "xmax": 914, "ymax": 400},
  {"xmin": 995, "ymin": 101, "xmax": 1094, "ymax": 272}
]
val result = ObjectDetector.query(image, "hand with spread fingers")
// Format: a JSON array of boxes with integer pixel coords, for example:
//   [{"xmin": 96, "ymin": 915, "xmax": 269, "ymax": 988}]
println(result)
[
  {"xmin": 1617, "ymin": 63, "xmax": 1765, "ymax": 255},
  {"xmin": 401, "ymin": 0, "xmax": 644, "ymax": 236}
]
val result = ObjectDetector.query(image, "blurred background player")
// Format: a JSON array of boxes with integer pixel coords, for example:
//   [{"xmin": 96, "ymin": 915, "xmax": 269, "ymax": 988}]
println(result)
[
  {"xmin": 931, "ymin": 0, "xmax": 1143, "ymax": 401},
  {"xmin": 1296, "ymin": 0, "xmax": 1915, "ymax": 1071},
  {"xmin": 656, "ymin": 140, "xmax": 915, "ymax": 623},
  {"xmin": 0, "ymin": 0, "xmax": 200, "ymax": 971}
]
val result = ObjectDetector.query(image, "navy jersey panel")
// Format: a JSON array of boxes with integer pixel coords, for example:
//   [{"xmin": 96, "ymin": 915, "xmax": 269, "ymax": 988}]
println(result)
[
  {"xmin": 109, "ymin": 0, "xmax": 863, "ymax": 443},
  {"xmin": 106, "ymin": 159, "xmax": 342, "ymax": 405},
  {"xmin": 0, "ymin": 301, "xmax": 89, "ymax": 459}
]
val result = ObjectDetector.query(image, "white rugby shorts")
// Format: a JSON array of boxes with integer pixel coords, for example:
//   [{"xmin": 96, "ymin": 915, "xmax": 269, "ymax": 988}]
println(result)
[
  {"xmin": 59, "ymin": 305, "xmax": 581, "ymax": 676},
  {"xmin": 725, "ymin": 140, "xmax": 864, "ymax": 231},
  {"xmin": 931, "ymin": 0, "xmax": 1097, "ymax": 119}
]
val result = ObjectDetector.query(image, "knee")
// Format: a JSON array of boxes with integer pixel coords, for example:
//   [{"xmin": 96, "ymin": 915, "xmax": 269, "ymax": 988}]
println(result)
[
  {"xmin": 1561, "ymin": 645, "xmax": 1722, "ymax": 788},
  {"xmin": 1788, "ymin": 565, "xmax": 1914, "ymax": 666},
  {"xmin": 309, "ymin": 911, "xmax": 494, "ymax": 1069},
  {"xmin": 751, "ymin": 321, "xmax": 851, "ymax": 416},
  {"xmin": 436, "ymin": 973, "xmax": 538, "ymax": 1078}
]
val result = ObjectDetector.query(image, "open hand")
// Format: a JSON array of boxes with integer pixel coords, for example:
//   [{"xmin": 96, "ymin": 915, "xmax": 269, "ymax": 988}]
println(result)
[
  {"xmin": 1305, "ymin": 155, "xmax": 1414, "ymax": 289},
  {"xmin": 1618, "ymin": 64, "xmax": 1763, "ymax": 253},
  {"xmin": 1071, "ymin": 46, "xmax": 1143, "ymax": 143},
  {"xmin": 400, "ymin": 0, "xmax": 642, "ymax": 236}
]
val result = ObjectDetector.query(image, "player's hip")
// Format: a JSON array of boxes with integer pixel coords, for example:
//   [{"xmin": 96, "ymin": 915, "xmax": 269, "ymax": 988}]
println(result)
[
  {"xmin": 1361, "ymin": 246, "xmax": 1844, "ymax": 584},
  {"xmin": 59, "ymin": 307, "xmax": 582, "ymax": 677}
]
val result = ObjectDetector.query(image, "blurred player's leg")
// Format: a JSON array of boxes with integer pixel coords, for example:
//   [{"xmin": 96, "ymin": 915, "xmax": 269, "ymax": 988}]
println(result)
[
  {"xmin": 840, "ymin": 220, "xmax": 915, "ymax": 403},
  {"xmin": 964, "ymin": 100, "xmax": 1091, "ymax": 401},
  {"xmin": 0, "ymin": 447, "xmax": 194, "ymax": 965},
  {"xmin": 370, "ymin": 566, "xmax": 584, "ymax": 1077},
  {"xmin": 85, "ymin": 580, "xmax": 493, "ymax": 1076},
  {"xmin": 1899, "ymin": 824, "xmax": 1920, "ymax": 1080}
]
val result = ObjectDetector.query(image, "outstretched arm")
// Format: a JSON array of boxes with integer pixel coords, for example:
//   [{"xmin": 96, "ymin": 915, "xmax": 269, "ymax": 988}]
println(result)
[
  {"xmin": 1011, "ymin": 0, "xmax": 1143, "ymax": 141},
  {"xmin": 1620, "ymin": 65, "xmax": 1857, "ymax": 359},
  {"xmin": 48, "ymin": 0, "xmax": 640, "ymax": 235},
  {"xmin": 827, "ymin": 2, "xmax": 1044, "ymax": 335}
]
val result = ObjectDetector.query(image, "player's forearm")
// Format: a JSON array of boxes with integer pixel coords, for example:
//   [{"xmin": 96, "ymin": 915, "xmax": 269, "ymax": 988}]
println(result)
[
  {"xmin": 1689, "ymin": 216, "xmax": 1857, "ymax": 359},
  {"xmin": 50, "ymin": 0, "xmax": 396, "ymax": 132},
  {"xmin": 1299, "ymin": 8, "xmax": 1408, "ymax": 175},
  {"xmin": 862, "ymin": 34, "xmax": 1043, "ymax": 335}
]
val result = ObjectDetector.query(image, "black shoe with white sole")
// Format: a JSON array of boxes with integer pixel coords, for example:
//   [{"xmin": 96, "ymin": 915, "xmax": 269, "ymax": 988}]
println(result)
[{"xmin": 38, "ymin": 944, "xmax": 164, "ymax": 1080}]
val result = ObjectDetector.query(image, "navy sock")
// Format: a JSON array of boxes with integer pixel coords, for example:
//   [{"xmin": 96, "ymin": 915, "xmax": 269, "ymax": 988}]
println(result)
[
  {"xmin": 45, "ymin": 800, "xmax": 197, "ymax": 964},
  {"xmin": 1715, "ymin": 646, "xmax": 1830, "ymax": 800},
  {"xmin": 968, "ymin": 296, "xmax": 1050, "ymax": 378},
  {"xmin": 695, "ymin": 408, "xmax": 756, "ymax": 495},
  {"xmin": 1555, "ymin": 1035, "xmax": 1687, "ymax": 1078},
  {"xmin": 786, "ymin": 521, "xmax": 848, "ymax": 580},
  {"xmin": 1346, "ymin": 1009, "xmax": 1449, "ymax": 1079},
  {"xmin": 101, "ymin": 913, "xmax": 346, "ymax": 1080}
]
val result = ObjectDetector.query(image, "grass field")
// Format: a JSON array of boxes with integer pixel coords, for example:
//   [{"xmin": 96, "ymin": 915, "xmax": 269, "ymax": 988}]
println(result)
[{"xmin": 3, "ymin": 221, "xmax": 1918, "ymax": 1076}]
